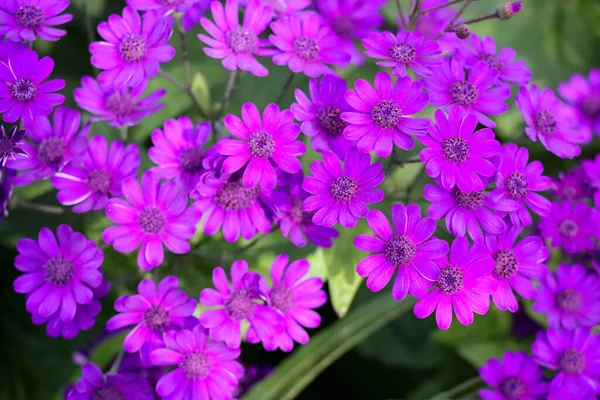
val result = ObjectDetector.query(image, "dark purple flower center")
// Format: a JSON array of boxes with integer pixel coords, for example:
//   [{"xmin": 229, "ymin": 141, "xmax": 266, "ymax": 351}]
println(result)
[
  {"xmin": 317, "ymin": 105, "xmax": 345, "ymax": 137},
  {"xmin": 559, "ymin": 348, "xmax": 586, "ymax": 374},
  {"xmin": 390, "ymin": 44, "xmax": 416, "ymax": 64},
  {"xmin": 226, "ymin": 26, "xmax": 258, "ymax": 54},
  {"xmin": 143, "ymin": 305, "xmax": 170, "ymax": 331},
  {"xmin": 43, "ymin": 256, "xmax": 74, "ymax": 286},
  {"xmin": 248, "ymin": 131, "xmax": 275, "ymax": 159},
  {"xmin": 453, "ymin": 187, "xmax": 484, "ymax": 210},
  {"xmin": 371, "ymin": 100, "xmax": 402, "ymax": 129},
  {"xmin": 437, "ymin": 266, "xmax": 464, "ymax": 294},
  {"xmin": 330, "ymin": 176, "xmax": 357, "ymax": 202},
  {"xmin": 180, "ymin": 351, "xmax": 213, "ymax": 379},
  {"xmin": 498, "ymin": 376, "xmax": 525, "ymax": 400},
  {"xmin": 506, "ymin": 171, "xmax": 528, "ymax": 200},
  {"xmin": 93, "ymin": 384, "xmax": 123, "ymax": 400},
  {"xmin": 289, "ymin": 199, "xmax": 305, "ymax": 224},
  {"xmin": 16, "ymin": 5, "xmax": 44, "ymax": 29},
  {"xmin": 0, "ymin": 138, "xmax": 16, "ymax": 158},
  {"xmin": 225, "ymin": 289, "xmax": 256, "ymax": 320},
  {"xmin": 119, "ymin": 34, "xmax": 147, "ymax": 62},
  {"xmin": 385, "ymin": 235, "xmax": 416, "ymax": 266},
  {"xmin": 179, "ymin": 147, "xmax": 204, "ymax": 174},
  {"xmin": 562, "ymin": 185, "xmax": 577, "ymax": 199},
  {"xmin": 269, "ymin": 285, "xmax": 294, "ymax": 313},
  {"xmin": 534, "ymin": 110, "xmax": 556, "ymax": 134},
  {"xmin": 105, "ymin": 92, "xmax": 135, "ymax": 117},
  {"xmin": 87, "ymin": 169, "xmax": 112, "ymax": 194},
  {"xmin": 37, "ymin": 137, "xmax": 65, "ymax": 165},
  {"xmin": 293, "ymin": 36, "xmax": 320, "ymax": 61},
  {"xmin": 493, "ymin": 249, "xmax": 519, "ymax": 279},
  {"xmin": 330, "ymin": 16, "xmax": 354, "ymax": 38},
  {"xmin": 479, "ymin": 53, "xmax": 504, "ymax": 71},
  {"xmin": 215, "ymin": 181, "xmax": 260, "ymax": 211},
  {"xmin": 442, "ymin": 137, "xmax": 469, "ymax": 163},
  {"xmin": 451, "ymin": 80, "xmax": 478, "ymax": 106},
  {"xmin": 580, "ymin": 94, "xmax": 600, "ymax": 119},
  {"xmin": 138, "ymin": 207, "xmax": 166, "ymax": 234},
  {"xmin": 555, "ymin": 288, "xmax": 582, "ymax": 312},
  {"xmin": 558, "ymin": 218, "xmax": 579, "ymax": 237},
  {"xmin": 10, "ymin": 78, "xmax": 37, "ymax": 103}
]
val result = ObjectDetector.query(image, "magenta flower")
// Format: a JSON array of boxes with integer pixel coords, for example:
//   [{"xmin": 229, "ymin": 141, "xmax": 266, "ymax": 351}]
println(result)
[
  {"xmin": 414, "ymin": 237, "xmax": 498, "ymax": 330},
  {"xmin": 424, "ymin": 58, "xmax": 510, "ymax": 128},
  {"xmin": 484, "ymin": 225, "xmax": 549, "ymax": 312},
  {"xmin": 0, "ymin": 125, "xmax": 26, "ymax": 166},
  {"xmin": 303, "ymin": 149, "xmax": 384, "ymax": 229},
  {"xmin": 103, "ymin": 171, "xmax": 201, "ymax": 270},
  {"xmin": 539, "ymin": 200, "xmax": 598, "ymax": 254},
  {"xmin": 0, "ymin": 0, "xmax": 72, "ymax": 42},
  {"xmin": 0, "ymin": 38, "xmax": 27, "ymax": 62},
  {"xmin": 216, "ymin": 102, "xmax": 305, "ymax": 190},
  {"xmin": 269, "ymin": 14, "xmax": 350, "ymax": 77},
  {"xmin": 552, "ymin": 166, "xmax": 593, "ymax": 201},
  {"xmin": 406, "ymin": 0, "xmax": 460, "ymax": 52},
  {"xmin": 182, "ymin": 0, "xmax": 211, "ymax": 31},
  {"xmin": 67, "ymin": 362, "xmax": 154, "ymax": 400},
  {"xmin": 199, "ymin": 0, "xmax": 273, "ymax": 77},
  {"xmin": 533, "ymin": 264, "xmax": 600, "ymax": 329},
  {"xmin": 558, "ymin": 69, "xmax": 600, "ymax": 137},
  {"xmin": 74, "ymin": 76, "xmax": 166, "ymax": 128},
  {"xmin": 419, "ymin": 109, "xmax": 501, "ymax": 192},
  {"xmin": 263, "ymin": 0, "xmax": 311, "ymax": 16},
  {"xmin": 150, "ymin": 325, "xmax": 244, "ymax": 400},
  {"xmin": 354, "ymin": 204, "xmax": 449, "ymax": 300},
  {"xmin": 0, "ymin": 167, "xmax": 15, "ymax": 225},
  {"xmin": 0, "ymin": 49, "xmax": 65, "ymax": 125},
  {"xmin": 362, "ymin": 31, "xmax": 441, "ymax": 77},
  {"xmin": 127, "ymin": 0, "xmax": 197, "ymax": 14},
  {"xmin": 341, "ymin": 71, "xmax": 430, "ymax": 157},
  {"xmin": 582, "ymin": 154, "xmax": 600, "ymax": 207},
  {"xmin": 90, "ymin": 7, "xmax": 175, "ymax": 88},
  {"xmin": 515, "ymin": 85, "xmax": 588, "ymax": 159}
]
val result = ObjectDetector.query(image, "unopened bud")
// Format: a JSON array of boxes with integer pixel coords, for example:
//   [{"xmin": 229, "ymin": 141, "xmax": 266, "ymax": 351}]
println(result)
[
  {"xmin": 496, "ymin": 1, "xmax": 523, "ymax": 20},
  {"xmin": 455, "ymin": 24, "xmax": 471, "ymax": 39}
]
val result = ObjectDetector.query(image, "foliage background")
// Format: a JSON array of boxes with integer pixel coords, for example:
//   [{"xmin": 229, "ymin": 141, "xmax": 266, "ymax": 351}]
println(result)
[{"xmin": 1, "ymin": 0, "xmax": 599, "ymax": 399}]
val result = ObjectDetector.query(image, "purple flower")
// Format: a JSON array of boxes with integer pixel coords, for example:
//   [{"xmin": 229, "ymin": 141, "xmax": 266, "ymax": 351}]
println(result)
[
  {"xmin": 457, "ymin": 34, "xmax": 531, "ymax": 86},
  {"xmin": 478, "ymin": 351, "xmax": 548, "ymax": 400},
  {"xmin": 414, "ymin": 237, "xmax": 498, "ymax": 330},
  {"xmin": 52, "ymin": 136, "xmax": 140, "ymax": 213},
  {"xmin": 302, "ymin": 149, "xmax": 384, "ymax": 228},
  {"xmin": 0, "ymin": 49, "xmax": 65, "ymax": 125},
  {"xmin": 262, "ymin": 254, "xmax": 327, "ymax": 351},
  {"xmin": 5, "ymin": 107, "xmax": 89, "ymax": 186},
  {"xmin": 484, "ymin": 225, "xmax": 549, "ymax": 312},
  {"xmin": 533, "ymin": 264, "xmax": 600, "ymax": 329},
  {"xmin": 150, "ymin": 325, "xmax": 244, "ymax": 400},
  {"xmin": 341, "ymin": 71, "xmax": 430, "ymax": 157},
  {"xmin": 552, "ymin": 166, "xmax": 593, "ymax": 201},
  {"xmin": 419, "ymin": 109, "xmax": 501, "ymax": 192},
  {"xmin": 362, "ymin": 31, "xmax": 442, "ymax": 78},
  {"xmin": 67, "ymin": 362, "xmax": 154, "ymax": 400},
  {"xmin": 103, "ymin": 171, "xmax": 201, "ymax": 270},
  {"xmin": 269, "ymin": 13, "xmax": 350, "ymax": 77},
  {"xmin": 199, "ymin": 260, "xmax": 283, "ymax": 349},
  {"xmin": 424, "ymin": 57, "xmax": 510, "ymax": 128},
  {"xmin": 0, "ymin": 125, "xmax": 26, "ymax": 166},
  {"xmin": 127, "ymin": 0, "xmax": 197, "ymax": 14},
  {"xmin": 0, "ymin": 37, "xmax": 27, "ymax": 62},
  {"xmin": 558, "ymin": 69, "xmax": 600, "ymax": 137},
  {"xmin": 0, "ymin": 167, "xmax": 15, "ymax": 224},
  {"xmin": 532, "ymin": 327, "xmax": 600, "ymax": 396},
  {"xmin": 216, "ymin": 102, "xmax": 305, "ymax": 190},
  {"xmin": 407, "ymin": 0, "xmax": 460, "ymax": 53},
  {"xmin": 90, "ymin": 7, "xmax": 175, "ymax": 88},
  {"xmin": 355, "ymin": 204, "xmax": 449, "ymax": 300},
  {"xmin": 263, "ymin": 0, "xmax": 311, "ymax": 16},
  {"xmin": 0, "ymin": 0, "xmax": 72, "ymax": 42},
  {"xmin": 199, "ymin": 0, "xmax": 273, "ymax": 77},
  {"xmin": 515, "ymin": 85, "xmax": 588, "ymax": 159},
  {"xmin": 539, "ymin": 200, "xmax": 598, "ymax": 254},
  {"xmin": 182, "ymin": 0, "xmax": 211, "ymax": 31},
  {"xmin": 582, "ymin": 155, "xmax": 600, "ymax": 207},
  {"xmin": 74, "ymin": 76, "xmax": 166, "ymax": 128},
  {"xmin": 291, "ymin": 74, "xmax": 354, "ymax": 158}
]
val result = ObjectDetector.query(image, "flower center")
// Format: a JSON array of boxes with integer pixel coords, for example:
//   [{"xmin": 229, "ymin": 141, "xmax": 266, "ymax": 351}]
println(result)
[
  {"xmin": 215, "ymin": 181, "xmax": 261, "ymax": 211},
  {"xmin": 371, "ymin": 100, "xmax": 402, "ymax": 129},
  {"xmin": 10, "ymin": 78, "xmax": 37, "ymax": 102},
  {"xmin": 450, "ymin": 80, "xmax": 478, "ymax": 106},
  {"xmin": 142, "ymin": 305, "xmax": 170, "ymax": 331},
  {"xmin": 43, "ymin": 256, "xmax": 74, "ymax": 286},
  {"xmin": 330, "ymin": 176, "xmax": 358, "ymax": 202},
  {"xmin": 479, "ymin": 53, "xmax": 504, "ymax": 71},
  {"xmin": 37, "ymin": 137, "xmax": 65, "ymax": 165},
  {"xmin": 534, "ymin": 110, "xmax": 556, "ymax": 134},
  {"xmin": 493, "ymin": 249, "xmax": 519, "ymax": 279},
  {"xmin": 498, "ymin": 376, "xmax": 525, "ymax": 400},
  {"xmin": 437, "ymin": 266, "xmax": 464, "ymax": 294},
  {"xmin": 580, "ymin": 94, "xmax": 600, "ymax": 119},
  {"xmin": 226, "ymin": 26, "xmax": 258, "ymax": 54},
  {"xmin": 93, "ymin": 384, "xmax": 123, "ymax": 400},
  {"xmin": 179, "ymin": 147, "xmax": 204, "ymax": 174},
  {"xmin": 180, "ymin": 351, "xmax": 213, "ymax": 379},
  {"xmin": 16, "ymin": 5, "xmax": 44, "ymax": 29},
  {"xmin": 248, "ymin": 131, "xmax": 275, "ymax": 159},
  {"xmin": 452, "ymin": 187, "xmax": 484, "ymax": 210},
  {"xmin": 269, "ymin": 285, "xmax": 294, "ymax": 313},
  {"xmin": 555, "ymin": 288, "xmax": 582, "ymax": 312},
  {"xmin": 224, "ymin": 289, "xmax": 257, "ymax": 320},
  {"xmin": 105, "ymin": 92, "xmax": 135, "ymax": 117},
  {"xmin": 119, "ymin": 34, "xmax": 147, "ymax": 62},
  {"xmin": 390, "ymin": 44, "xmax": 416, "ymax": 63},
  {"xmin": 385, "ymin": 235, "xmax": 416, "ymax": 266},
  {"xmin": 290, "ymin": 199, "xmax": 305, "ymax": 224},
  {"xmin": 442, "ymin": 137, "xmax": 469, "ymax": 163},
  {"xmin": 506, "ymin": 171, "xmax": 528, "ymax": 200},
  {"xmin": 293, "ymin": 36, "xmax": 320, "ymax": 61},
  {"xmin": 138, "ymin": 207, "xmax": 165, "ymax": 234},
  {"xmin": 330, "ymin": 16, "xmax": 354, "ymax": 38},
  {"xmin": 317, "ymin": 105, "xmax": 345, "ymax": 137},
  {"xmin": 562, "ymin": 186, "xmax": 577, "ymax": 199},
  {"xmin": 87, "ymin": 169, "xmax": 112, "ymax": 194},
  {"xmin": 558, "ymin": 219, "xmax": 579, "ymax": 237},
  {"xmin": 559, "ymin": 348, "xmax": 586, "ymax": 374},
  {"xmin": 0, "ymin": 138, "xmax": 16, "ymax": 157}
]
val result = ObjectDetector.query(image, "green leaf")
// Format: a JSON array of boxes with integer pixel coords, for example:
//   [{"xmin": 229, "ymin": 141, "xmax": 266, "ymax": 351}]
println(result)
[{"xmin": 191, "ymin": 72, "xmax": 212, "ymax": 113}]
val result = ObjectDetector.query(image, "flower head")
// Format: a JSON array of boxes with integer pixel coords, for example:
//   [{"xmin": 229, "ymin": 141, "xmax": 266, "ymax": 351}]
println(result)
[
  {"xmin": 539, "ymin": 200, "xmax": 598, "ymax": 254},
  {"xmin": 182, "ymin": 0, "xmax": 211, "ymax": 31},
  {"xmin": 552, "ymin": 166, "xmax": 593, "ymax": 201},
  {"xmin": 0, "ymin": 38, "xmax": 27, "ymax": 62},
  {"xmin": 0, "ymin": 0, "xmax": 72, "ymax": 42},
  {"xmin": 0, "ymin": 125, "xmax": 26, "ymax": 166},
  {"xmin": 67, "ymin": 362, "xmax": 154, "ymax": 400},
  {"xmin": 127, "ymin": 0, "xmax": 197, "ymax": 14},
  {"xmin": 0, "ymin": 167, "xmax": 15, "ymax": 224},
  {"xmin": 407, "ymin": 0, "xmax": 461, "ymax": 52},
  {"xmin": 558, "ymin": 69, "xmax": 600, "ymax": 137},
  {"xmin": 496, "ymin": 1, "xmax": 523, "ymax": 20},
  {"xmin": 582, "ymin": 154, "xmax": 600, "ymax": 207}
]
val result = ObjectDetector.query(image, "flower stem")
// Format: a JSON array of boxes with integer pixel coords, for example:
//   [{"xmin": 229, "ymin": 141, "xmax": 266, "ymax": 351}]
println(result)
[
  {"xmin": 421, "ymin": 0, "xmax": 466, "ymax": 14},
  {"xmin": 395, "ymin": 0, "xmax": 406, "ymax": 28},
  {"xmin": 158, "ymin": 69, "xmax": 210, "ymax": 119},
  {"xmin": 403, "ymin": 165, "xmax": 427, "ymax": 203},
  {"xmin": 217, "ymin": 69, "xmax": 240, "ymax": 119},
  {"xmin": 13, "ymin": 198, "xmax": 65, "ymax": 214},
  {"xmin": 119, "ymin": 126, "xmax": 128, "ymax": 141},
  {"xmin": 408, "ymin": 0, "xmax": 423, "ymax": 30},
  {"xmin": 108, "ymin": 350, "xmax": 124, "ymax": 375},
  {"xmin": 175, "ymin": 19, "xmax": 193, "ymax": 87},
  {"xmin": 448, "ymin": 13, "xmax": 496, "ymax": 29},
  {"xmin": 81, "ymin": 0, "xmax": 98, "ymax": 78},
  {"xmin": 428, "ymin": 376, "xmax": 483, "ymax": 400},
  {"xmin": 276, "ymin": 72, "xmax": 296, "ymax": 106}
]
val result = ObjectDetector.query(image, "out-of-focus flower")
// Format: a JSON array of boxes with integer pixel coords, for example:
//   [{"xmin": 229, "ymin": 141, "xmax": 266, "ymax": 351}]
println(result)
[
  {"xmin": 67, "ymin": 362, "xmax": 154, "ymax": 400},
  {"xmin": 558, "ymin": 69, "xmax": 600, "ymax": 137},
  {"xmin": 0, "ymin": 0, "xmax": 72, "ymax": 42},
  {"xmin": 539, "ymin": 200, "xmax": 598, "ymax": 254},
  {"xmin": 0, "ymin": 125, "xmax": 26, "ymax": 166}
]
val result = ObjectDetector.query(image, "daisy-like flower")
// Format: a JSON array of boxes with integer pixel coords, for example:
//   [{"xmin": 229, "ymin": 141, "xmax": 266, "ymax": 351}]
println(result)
[
  {"xmin": 424, "ymin": 57, "xmax": 510, "ymax": 128},
  {"xmin": 407, "ymin": 0, "xmax": 460, "ymax": 52},
  {"xmin": 478, "ymin": 351, "xmax": 548, "ymax": 400},
  {"xmin": 559, "ymin": 69, "xmax": 600, "ymax": 137},
  {"xmin": 539, "ymin": 200, "xmax": 597, "ymax": 254},
  {"xmin": 291, "ymin": 74, "xmax": 353, "ymax": 158},
  {"xmin": 419, "ymin": 109, "xmax": 501, "ymax": 192},
  {"xmin": 90, "ymin": 7, "xmax": 175, "ymax": 88},
  {"xmin": 582, "ymin": 154, "xmax": 600, "ymax": 207},
  {"xmin": 262, "ymin": 254, "xmax": 327, "ymax": 352},
  {"xmin": 67, "ymin": 362, "xmax": 154, "ymax": 400},
  {"xmin": 127, "ymin": 0, "xmax": 197, "ymax": 14},
  {"xmin": 199, "ymin": 260, "xmax": 283, "ymax": 349},
  {"xmin": 102, "ymin": 171, "xmax": 202, "ymax": 270},
  {"xmin": 354, "ymin": 204, "xmax": 449, "ymax": 300},
  {"xmin": 0, "ymin": 0, "xmax": 72, "ymax": 42},
  {"xmin": 413, "ymin": 236, "xmax": 498, "ymax": 330},
  {"xmin": 269, "ymin": 13, "xmax": 350, "ymax": 77},
  {"xmin": 0, "ymin": 38, "xmax": 27, "ymax": 62},
  {"xmin": 0, "ymin": 49, "xmax": 65, "ymax": 125},
  {"xmin": 0, "ymin": 125, "xmax": 26, "ymax": 166},
  {"xmin": 533, "ymin": 264, "xmax": 600, "ymax": 329},
  {"xmin": 0, "ymin": 167, "xmax": 15, "ymax": 225},
  {"xmin": 150, "ymin": 325, "xmax": 244, "ymax": 400},
  {"xmin": 302, "ymin": 149, "xmax": 384, "ymax": 229},
  {"xmin": 484, "ymin": 225, "xmax": 549, "ymax": 312},
  {"xmin": 515, "ymin": 85, "xmax": 588, "ymax": 159},
  {"xmin": 362, "ymin": 31, "xmax": 442, "ymax": 78},
  {"xmin": 182, "ymin": 0, "xmax": 211, "ymax": 31},
  {"xmin": 149, "ymin": 117, "xmax": 211, "ymax": 193},
  {"xmin": 13, "ymin": 225, "xmax": 104, "ymax": 322},
  {"xmin": 199, "ymin": 0, "xmax": 273, "ymax": 77},
  {"xmin": 532, "ymin": 327, "xmax": 600, "ymax": 397},
  {"xmin": 341, "ymin": 71, "xmax": 430, "ymax": 157},
  {"xmin": 216, "ymin": 102, "xmax": 305, "ymax": 190},
  {"xmin": 52, "ymin": 136, "xmax": 140, "ymax": 213},
  {"xmin": 5, "ymin": 107, "xmax": 89, "ymax": 186},
  {"xmin": 552, "ymin": 166, "xmax": 593, "ymax": 201},
  {"xmin": 74, "ymin": 76, "xmax": 166, "ymax": 128}
]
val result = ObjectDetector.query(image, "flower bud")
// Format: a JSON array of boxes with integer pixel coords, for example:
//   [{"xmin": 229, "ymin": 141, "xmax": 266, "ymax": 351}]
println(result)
[
  {"xmin": 455, "ymin": 24, "xmax": 471, "ymax": 39},
  {"xmin": 496, "ymin": 1, "xmax": 523, "ymax": 20}
]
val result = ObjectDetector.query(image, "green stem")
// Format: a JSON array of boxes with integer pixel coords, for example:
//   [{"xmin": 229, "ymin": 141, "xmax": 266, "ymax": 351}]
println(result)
[
  {"xmin": 404, "ymin": 166, "xmax": 427, "ymax": 203},
  {"xmin": 449, "ymin": 13, "xmax": 496, "ymax": 29},
  {"xmin": 158, "ymin": 69, "xmax": 210, "ymax": 119},
  {"xmin": 428, "ymin": 376, "xmax": 483, "ymax": 400},
  {"xmin": 408, "ymin": 0, "xmax": 423, "ymax": 30},
  {"xmin": 175, "ymin": 19, "xmax": 193, "ymax": 86},
  {"xmin": 395, "ymin": 0, "xmax": 406, "ymax": 28},
  {"xmin": 421, "ymin": 0, "xmax": 466, "ymax": 14},
  {"xmin": 107, "ymin": 350, "xmax": 124, "ymax": 375},
  {"xmin": 216, "ymin": 69, "xmax": 240, "ymax": 119},
  {"xmin": 119, "ymin": 126, "xmax": 128, "ymax": 141},
  {"xmin": 13, "ymin": 198, "xmax": 65, "ymax": 214},
  {"xmin": 276, "ymin": 72, "xmax": 296, "ymax": 105},
  {"xmin": 81, "ymin": 0, "xmax": 98, "ymax": 78}
]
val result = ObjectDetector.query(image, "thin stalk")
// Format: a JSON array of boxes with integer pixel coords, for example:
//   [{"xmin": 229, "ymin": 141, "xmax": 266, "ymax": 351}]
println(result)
[
  {"xmin": 13, "ymin": 198, "xmax": 65, "ymax": 214},
  {"xmin": 119, "ymin": 126, "xmax": 128, "ymax": 141},
  {"xmin": 392, "ymin": 158, "xmax": 422, "ymax": 165},
  {"xmin": 81, "ymin": 0, "xmax": 98, "ymax": 78},
  {"xmin": 217, "ymin": 69, "xmax": 240, "ymax": 118},
  {"xmin": 421, "ymin": 0, "xmax": 466, "ymax": 14},
  {"xmin": 428, "ymin": 376, "xmax": 483, "ymax": 400},
  {"xmin": 108, "ymin": 350, "xmax": 124, "ymax": 374},
  {"xmin": 408, "ymin": 0, "xmax": 423, "ymax": 30},
  {"xmin": 158, "ymin": 70, "xmax": 210, "ymax": 119},
  {"xmin": 404, "ymin": 166, "xmax": 427, "ymax": 203},
  {"xmin": 175, "ymin": 19, "xmax": 192, "ymax": 86},
  {"xmin": 276, "ymin": 72, "xmax": 296, "ymax": 105},
  {"xmin": 449, "ymin": 12, "xmax": 496, "ymax": 28},
  {"xmin": 395, "ymin": 0, "xmax": 406, "ymax": 28}
]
